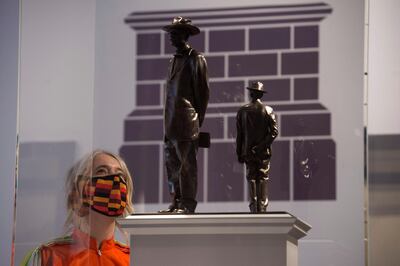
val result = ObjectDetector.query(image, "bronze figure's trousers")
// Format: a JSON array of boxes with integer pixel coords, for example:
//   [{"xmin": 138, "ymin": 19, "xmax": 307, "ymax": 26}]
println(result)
[
  {"xmin": 246, "ymin": 159, "xmax": 270, "ymax": 213},
  {"xmin": 164, "ymin": 139, "xmax": 198, "ymax": 212}
]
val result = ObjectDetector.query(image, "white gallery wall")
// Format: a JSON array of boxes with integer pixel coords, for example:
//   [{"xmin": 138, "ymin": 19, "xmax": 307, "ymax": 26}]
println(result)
[
  {"xmin": 367, "ymin": 2, "xmax": 400, "ymax": 265},
  {"xmin": 13, "ymin": 0, "xmax": 97, "ymax": 264},
  {"xmin": 18, "ymin": 0, "xmax": 96, "ymax": 156},
  {"xmin": 368, "ymin": 0, "xmax": 400, "ymax": 134},
  {"xmin": 0, "ymin": 1, "xmax": 19, "ymax": 265}
]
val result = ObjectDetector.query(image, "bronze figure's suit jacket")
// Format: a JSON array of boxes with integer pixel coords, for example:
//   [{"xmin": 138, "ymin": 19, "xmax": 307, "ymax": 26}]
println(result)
[
  {"xmin": 164, "ymin": 47, "xmax": 209, "ymax": 141},
  {"xmin": 236, "ymin": 100, "xmax": 278, "ymax": 162}
]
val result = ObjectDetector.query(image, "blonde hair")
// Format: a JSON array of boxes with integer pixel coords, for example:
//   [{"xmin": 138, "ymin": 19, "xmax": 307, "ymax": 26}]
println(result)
[{"xmin": 64, "ymin": 149, "xmax": 134, "ymax": 231}]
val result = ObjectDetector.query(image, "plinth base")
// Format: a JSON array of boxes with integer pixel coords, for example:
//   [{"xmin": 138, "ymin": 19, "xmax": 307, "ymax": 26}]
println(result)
[{"xmin": 118, "ymin": 212, "xmax": 311, "ymax": 266}]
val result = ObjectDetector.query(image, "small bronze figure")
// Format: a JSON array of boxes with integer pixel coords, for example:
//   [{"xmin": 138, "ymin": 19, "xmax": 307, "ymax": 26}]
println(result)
[
  {"xmin": 160, "ymin": 17, "xmax": 209, "ymax": 214},
  {"xmin": 236, "ymin": 82, "xmax": 278, "ymax": 213}
]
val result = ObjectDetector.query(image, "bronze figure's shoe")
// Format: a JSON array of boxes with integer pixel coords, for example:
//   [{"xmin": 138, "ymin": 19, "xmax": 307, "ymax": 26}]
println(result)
[
  {"xmin": 173, "ymin": 207, "xmax": 192, "ymax": 214},
  {"xmin": 158, "ymin": 204, "xmax": 178, "ymax": 213}
]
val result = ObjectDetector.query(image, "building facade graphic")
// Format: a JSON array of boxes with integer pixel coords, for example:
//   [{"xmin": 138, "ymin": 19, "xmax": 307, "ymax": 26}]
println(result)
[{"xmin": 120, "ymin": 2, "xmax": 336, "ymax": 205}]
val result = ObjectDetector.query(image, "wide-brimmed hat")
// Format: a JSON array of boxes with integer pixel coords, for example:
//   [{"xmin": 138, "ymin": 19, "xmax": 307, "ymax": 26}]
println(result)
[
  {"xmin": 246, "ymin": 81, "xmax": 267, "ymax": 93},
  {"xmin": 162, "ymin": 16, "xmax": 200, "ymax": 36}
]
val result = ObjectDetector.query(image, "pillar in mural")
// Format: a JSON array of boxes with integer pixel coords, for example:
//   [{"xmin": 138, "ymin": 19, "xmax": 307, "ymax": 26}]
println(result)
[{"xmin": 120, "ymin": 2, "xmax": 336, "ymax": 205}]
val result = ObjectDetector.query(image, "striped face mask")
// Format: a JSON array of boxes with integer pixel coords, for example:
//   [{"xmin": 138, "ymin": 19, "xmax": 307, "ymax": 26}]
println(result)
[{"xmin": 82, "ymin": 174, "xmax": 127, "ymax": 217}]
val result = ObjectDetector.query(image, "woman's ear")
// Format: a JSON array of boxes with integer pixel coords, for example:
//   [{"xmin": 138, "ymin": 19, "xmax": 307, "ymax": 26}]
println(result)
[
  {"xmin": 70, "ymin": 187, "xmax": 89, "ymax": 217},
  {"xmin": 77, "ymin": 204, "xmax": 89, "ymax": 217}
]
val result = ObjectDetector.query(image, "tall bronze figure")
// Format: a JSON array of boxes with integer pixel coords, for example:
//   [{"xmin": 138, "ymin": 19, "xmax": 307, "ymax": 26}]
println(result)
[
  {"xmin": 161, "ymin": 17, "xmax": 209, "ymax": 214},
  {"xmin": 236, "ymin": 82, "xmax": 278, "ymax": 213}
]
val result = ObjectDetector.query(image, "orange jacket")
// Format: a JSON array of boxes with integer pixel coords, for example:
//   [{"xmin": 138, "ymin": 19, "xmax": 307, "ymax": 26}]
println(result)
[{"xmin": 22, "ymin": 228, "xmax": 129, "ymax": 266}]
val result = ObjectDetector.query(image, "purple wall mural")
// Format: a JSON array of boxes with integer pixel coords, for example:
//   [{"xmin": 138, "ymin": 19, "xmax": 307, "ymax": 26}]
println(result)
[{"xmin": 120, "ymin": 2, "xmax": 336, "ymax": 205}]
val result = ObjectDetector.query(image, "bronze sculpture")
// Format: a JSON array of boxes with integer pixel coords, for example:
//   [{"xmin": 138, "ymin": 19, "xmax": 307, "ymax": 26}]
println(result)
[
  {"xmin": 236, "ymin": 82, "xmax": 278, "ymax": 213},
  {"xmin": 160, "ymin": 17, "xmax": 209, "ymax": 214}
]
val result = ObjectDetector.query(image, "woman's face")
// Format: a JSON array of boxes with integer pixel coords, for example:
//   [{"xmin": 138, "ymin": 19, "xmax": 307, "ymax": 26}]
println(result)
[
  {"xmin": 73, "ymin": 152, "xmax": 129, "ymax": 219},
  {"xmin": 92, "ymin": 153, "xmax": 125, "ymax": 181},
  {"xmin": 80, "ymin": 153, "xmax": 127, "ymax": 217}
]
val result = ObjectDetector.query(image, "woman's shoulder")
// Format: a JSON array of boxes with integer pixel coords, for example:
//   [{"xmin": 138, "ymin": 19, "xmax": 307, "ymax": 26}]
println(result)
[
  {"xmin": 40, "ymin": 235, "xmax": 76, "ymax": 256},
  {"xmin": 114, "ymin": 240, "xmax": 130, "ymax": 255},
  {"xmin": 20, "ymin": 235, "xmax": 74, "ymax": 266}
]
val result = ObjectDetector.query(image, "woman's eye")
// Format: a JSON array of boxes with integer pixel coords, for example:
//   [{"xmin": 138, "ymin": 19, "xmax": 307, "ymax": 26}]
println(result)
[{"xmin": 96, "ymin": 168, "xmax": 108, "ymax": 175}]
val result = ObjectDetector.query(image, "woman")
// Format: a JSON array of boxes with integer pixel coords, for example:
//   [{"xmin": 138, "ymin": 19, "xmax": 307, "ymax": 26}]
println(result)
[{"xmin": 22, "ymin": 150, "xmax": 134, "ymax": 266}]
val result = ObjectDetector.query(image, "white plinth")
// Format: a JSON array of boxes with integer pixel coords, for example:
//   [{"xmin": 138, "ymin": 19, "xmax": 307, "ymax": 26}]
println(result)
[{"xmin": 118, "ymin": 212, "xmax": 311, "ymax": 266}]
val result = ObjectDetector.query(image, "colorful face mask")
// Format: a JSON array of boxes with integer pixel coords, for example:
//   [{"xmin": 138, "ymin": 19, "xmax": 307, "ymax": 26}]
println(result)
[{"xmin": 82, "ymin": 174, "xmax": 127, "ymax": 217}]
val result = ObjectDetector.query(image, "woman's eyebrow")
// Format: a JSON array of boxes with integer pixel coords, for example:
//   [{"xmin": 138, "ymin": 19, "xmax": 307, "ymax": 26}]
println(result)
[
  {"xmin": 94, "ymin": 164, "xmax": 109, "ymax": 169},
  {"xmin": 94, "ymin": 164, "xmax": 123, "ymax": 172}
]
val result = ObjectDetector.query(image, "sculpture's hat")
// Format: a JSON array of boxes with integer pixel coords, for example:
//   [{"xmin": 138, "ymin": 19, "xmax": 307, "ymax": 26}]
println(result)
[
  {"xmin": 162, "ymin": 16, "xmax": 200, "ymax": 35},
  {"xmin": 246, "ymin": 81, "xmax": 267, "ymax": 93}
]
